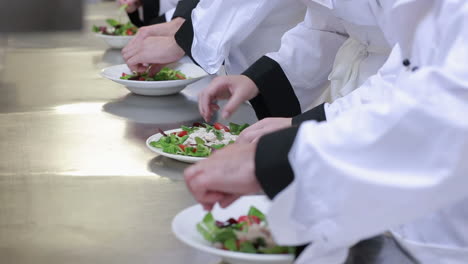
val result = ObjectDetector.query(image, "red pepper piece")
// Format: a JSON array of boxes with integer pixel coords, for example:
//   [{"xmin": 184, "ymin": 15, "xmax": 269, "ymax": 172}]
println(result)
[
  {"xmin": 177, "ymin": 131, "xmax": 188, "ymax": 137},
  {"xmin": 214, "ymin": 122, "xmax": 230, "ymax": 132},
  {"xmin": 175, "ymin": 73, "xmax": 186, "ymax": 80}
]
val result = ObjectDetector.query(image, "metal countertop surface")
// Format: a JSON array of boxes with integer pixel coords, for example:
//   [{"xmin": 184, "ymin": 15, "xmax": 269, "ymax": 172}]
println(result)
[{"xmin": 0, "ymin": 3, "xmax": 415, "ymax": 264}]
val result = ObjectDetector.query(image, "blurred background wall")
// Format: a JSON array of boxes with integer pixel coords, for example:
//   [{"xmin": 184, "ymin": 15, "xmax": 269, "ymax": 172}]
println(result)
[{"xmin": 0, "ymin": 0, "xmax": 84, "ymax": 32}]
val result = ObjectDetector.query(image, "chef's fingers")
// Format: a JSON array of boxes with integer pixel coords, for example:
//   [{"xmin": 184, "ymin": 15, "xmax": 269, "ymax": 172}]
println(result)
[
  {"xmin": 204, "ymin": 103, "xmax": 219, "ymax": 123},
  {"xmin": 127, "ymin": 54, "xmax": 147, "ymax": 73},
  {"xmin": 219, "ymin": 194, "xmax": 240, "ymax": 208},
  {"xmin": 237, "ymin": 127, "xmax": 265, "ymax": 144},
  {"xmin": 189, "ymin": 175, "xmax": 226, "ymax": 206},
  {"xmin": 184, "ymin": 163, "xmax": 203, "ymax": 183},
  {"xmin": 199, "ymin": 85, "xmax": 218, "ymax": 122},
  {"xmin": 148, "ymin": 64, "xmax": 164, "ymax": 77},
  {"xmin": 122, "ymin": 43, "xmax": 139, "ymax": 61},
  {"xmin": 236, "ymin": 120, "xmax": 266, "ymax": 144},
  {"xmin": 222, "ymin": 91, "xmax": 246, "ymax": 120}
]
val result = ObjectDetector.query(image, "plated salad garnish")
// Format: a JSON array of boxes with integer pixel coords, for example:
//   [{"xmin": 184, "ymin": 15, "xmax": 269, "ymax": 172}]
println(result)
[
  {"xmin": 149, "ymin": 122, "xmax": 249, "ymax": 157},
  {"xmin": 93, "ymin": 19, "xmax": 137, "ymax": 36},
  {"xmin": 120, "ymin": 67, "xmax": 187, "ymax": 81},
  {"xmin": 197, "ymin": 206, "xmax": 295, "ymax": 254}
]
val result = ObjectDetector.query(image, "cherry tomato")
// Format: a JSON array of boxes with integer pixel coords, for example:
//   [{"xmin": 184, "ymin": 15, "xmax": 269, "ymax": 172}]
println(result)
[
  {"xmin": 126, "ymin": 29, "xmax": 134, "ymax": 36},
  {"xmin": 237, "ymin": 215, "xmax": 261, "ymax": 225},
  {"xmin": 178, "ymin": 144, "xmax": 186, "ymax": 151},
  {"xmin": 177, "ymin": 131, "xmax": 188, "ymax": 137},
  {"xmin": 121, "ymin": 73, "xmax": 127, "ymax": 77},
  {"xmin": 192, "ymin": 148, "xmax": 197, "ymax": 153},
  {"xmin": 214, "ymin": 122, "xmax": 230, "ymax": 132}
]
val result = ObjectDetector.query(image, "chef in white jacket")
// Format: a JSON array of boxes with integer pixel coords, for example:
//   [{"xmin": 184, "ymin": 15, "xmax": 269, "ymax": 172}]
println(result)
[
  {"xmin": 198, "ymin": 0, "xmax": 391, "ymax": 132},
  {"xmin": 184, "ymin": 0, "xmax": 468, "ymax": 263},
  {"xmin": 122, "ymin": 0, "xmax": 306, "ymax": 86}
]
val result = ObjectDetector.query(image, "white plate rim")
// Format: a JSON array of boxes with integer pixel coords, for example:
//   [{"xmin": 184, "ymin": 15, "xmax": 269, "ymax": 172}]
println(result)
[
  {"xmin": 146, "ymin": 128, "xmax": 206, "ymax": 163},
  {"xmin": 171, "ymin": 195, "xmax": 294, "ymax": 262},
  {"xmin": 95, "ymin": 33, "xmax": 134, "ymax": 39}
]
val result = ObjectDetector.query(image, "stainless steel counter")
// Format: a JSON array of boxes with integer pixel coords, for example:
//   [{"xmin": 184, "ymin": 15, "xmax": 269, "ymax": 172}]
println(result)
[{"xmin": 0, "ymin": 3, "xmax": 415, "ymax": 264}]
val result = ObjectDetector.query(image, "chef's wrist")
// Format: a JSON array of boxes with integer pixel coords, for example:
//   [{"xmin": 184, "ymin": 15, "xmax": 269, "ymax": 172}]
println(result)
[
  {"xmin": 170, "ymin": 17, "xmax": 185, "ymax": 33},
  {"xmin": 240, "ymin": 75, "xmax": 260, "ymax": 99}
]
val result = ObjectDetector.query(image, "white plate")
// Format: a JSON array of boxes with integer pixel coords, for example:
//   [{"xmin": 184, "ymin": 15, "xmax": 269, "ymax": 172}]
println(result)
[
  {"xmin": 172, "ymin": 195, "xmax": 294, "ymax": 264},
  {"xmin": 101, "ymin": 63, "xmax": 208, "ymax": 96},
  {"xmin": 95, "ymin": 33, "xmax": 134, "ymax": 49},
  {"xmin": 146, "ymin": 128, "xmax": 206, "ymax": 164}
]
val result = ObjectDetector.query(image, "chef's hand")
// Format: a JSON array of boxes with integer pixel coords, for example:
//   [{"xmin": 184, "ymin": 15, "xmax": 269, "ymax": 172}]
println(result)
[
  {"xmin": 122, "ymin": 18, "xmax": 185, "ymax": 60},
  {"xmin": 118, "ymin": 0, "xmax": 141, "ymax": 13},
  {"xmin": 124, "ymin": 36, "xmax": 185, "ymax": 74},
  {"xmin": 184, "ymin": 143, "xmax": 261, "ymax": 211},
  {"xmin": 199, "ymin": 75, "xmax": 259, "ymax": 122},
  {"xmin": 237, "ymin": 118, "xmax": 292, "ymax": 144}
]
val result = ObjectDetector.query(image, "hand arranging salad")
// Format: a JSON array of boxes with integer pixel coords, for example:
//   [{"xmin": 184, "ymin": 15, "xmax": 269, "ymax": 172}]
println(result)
[
  {"xmin": 149, "ymin": 122, "xmax": 249, "ymax": 157},
  {"xmin": 197, "ymin": 206, "xmax": 295, "ymax": 254},
  {"xmin": 93, "ymin": 19, "xmax": 138, "ymax": 36},
  {"xmin": 120, "ymin": 67, "xmax": 187, "ymax": 81}
]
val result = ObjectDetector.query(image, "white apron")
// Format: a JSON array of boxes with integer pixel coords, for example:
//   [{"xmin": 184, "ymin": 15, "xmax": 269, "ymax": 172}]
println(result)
[{"xmin": 327, "ymin": 24, "xmax": 390, "ymax": 102}]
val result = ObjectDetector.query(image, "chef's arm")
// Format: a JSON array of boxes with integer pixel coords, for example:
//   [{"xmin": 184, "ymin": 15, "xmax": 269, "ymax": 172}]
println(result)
[
  {"xmin": 127, "ymin": 0, "xmax": 167, "ymax": 27},
  {"xmin": 189, "ymin": 0, "xmax": 300, "ymax": 74},
  {"xmin": 254, "ymin": 14, "xmax": 468, "ymax": 257},
  {"xmin": 173, "ymin": 0, "xmax": 291, "ymax": 71},
  {"xmin": 242, "ymin": 6, "xmax": 347, "ymax": 119}
]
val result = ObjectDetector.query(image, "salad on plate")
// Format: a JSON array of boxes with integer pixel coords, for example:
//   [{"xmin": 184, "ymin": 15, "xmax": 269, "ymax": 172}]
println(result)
[
  {"xmin": 149, "ymin": 122, "xmax": 249, "ymax": 157},
  {"xmin": 93, "ymin": 18, "xmax": 138, "ymax": 36},
  {"xmin": 197, "ymin": 206, "xmax": 295, "ymax": 254},
  {"xmin": 120, "ymin": 67, "xmax": 187, "ymax": 81}
]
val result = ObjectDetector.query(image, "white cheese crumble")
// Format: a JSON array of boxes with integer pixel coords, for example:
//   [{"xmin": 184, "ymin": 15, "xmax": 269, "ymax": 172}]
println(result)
[{"xmin": 183, "ymin": 127, "xmax": 238, "ymax": 146}]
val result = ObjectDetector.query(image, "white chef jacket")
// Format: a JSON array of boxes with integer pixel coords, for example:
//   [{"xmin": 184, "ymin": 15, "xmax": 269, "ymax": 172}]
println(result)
[
  {"xmin": 190, "ymin": 0, "xmax": 306, "ymax": 75},
  {"xmin": 263, "ymin": 0, "xmax": 391, "ymax": 111},
  {"xmin": 159, "ymin": 0, "xmax": 178, "ymax": 15},
  {"xmin": 266, "ymin": 0, "xmax": 468, "ymax": 263}
]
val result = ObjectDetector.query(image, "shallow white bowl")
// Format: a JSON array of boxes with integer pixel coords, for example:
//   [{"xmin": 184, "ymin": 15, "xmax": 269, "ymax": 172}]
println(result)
[
  {"xmin": 101, "ymin": 63, "xmax": 208, "ymax": 96},
  {"xmin": 172, "ymin": 195, "xmax": 294, "ymax": 264},
  {"xmin": 146, "ymin": 128, "xmax": 206, "ymax": 163},
  {"xmin": 95, "ymin": 33, "xmax": 134, "ymax": 49}
]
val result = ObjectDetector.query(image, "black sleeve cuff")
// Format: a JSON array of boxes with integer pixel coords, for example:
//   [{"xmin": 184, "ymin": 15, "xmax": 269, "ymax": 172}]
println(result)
[
  {"xmin": 148, "ymin": 14, "xmax": 167, "ymax": 25},
  {"xmin": 172, "ymin": 0, "xmax": 199, "ymax": 20},
  {"xmin": 128, "ymin": 0, "xmax": 163, "ymax": 27},
  {"xmin": 243, "ymin": 56, "xmax": 301, "ymax": 120},
  {"xmin": 292, "ymin": 103, "xmax": 327, "ymax": 125},
  {"xmin": 255, "ymin": 126, "xmax": 299, "ymax": 199},
  {"xmin": 174, "ymin": 17, "xmax": 198, "ymax": 65},
  {"xmin": 142, "ymin": 0, "xmax": 159, "ymax": 25},
  {"xmin": 249, "ymin": 95, "xmax": 272, "ymax": 120},
  {"xmin": 127, "ymin": 10, "xmax": 144, "ymax": 28},
  {"xmin": 295, "ymin": 245, "xmax": 309, "ymax": 259}
]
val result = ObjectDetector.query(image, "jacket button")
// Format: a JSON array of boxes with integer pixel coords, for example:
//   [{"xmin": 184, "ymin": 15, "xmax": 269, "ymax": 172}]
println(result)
[{"xmin": 403, "ymin": 59, "xmax": 411, "ymax": 67}]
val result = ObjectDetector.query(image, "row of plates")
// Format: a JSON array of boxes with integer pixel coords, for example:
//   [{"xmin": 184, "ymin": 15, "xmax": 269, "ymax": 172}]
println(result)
[{"xmin": 97, "ymin": 34, "xmax": 292, "ymax": 264}]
